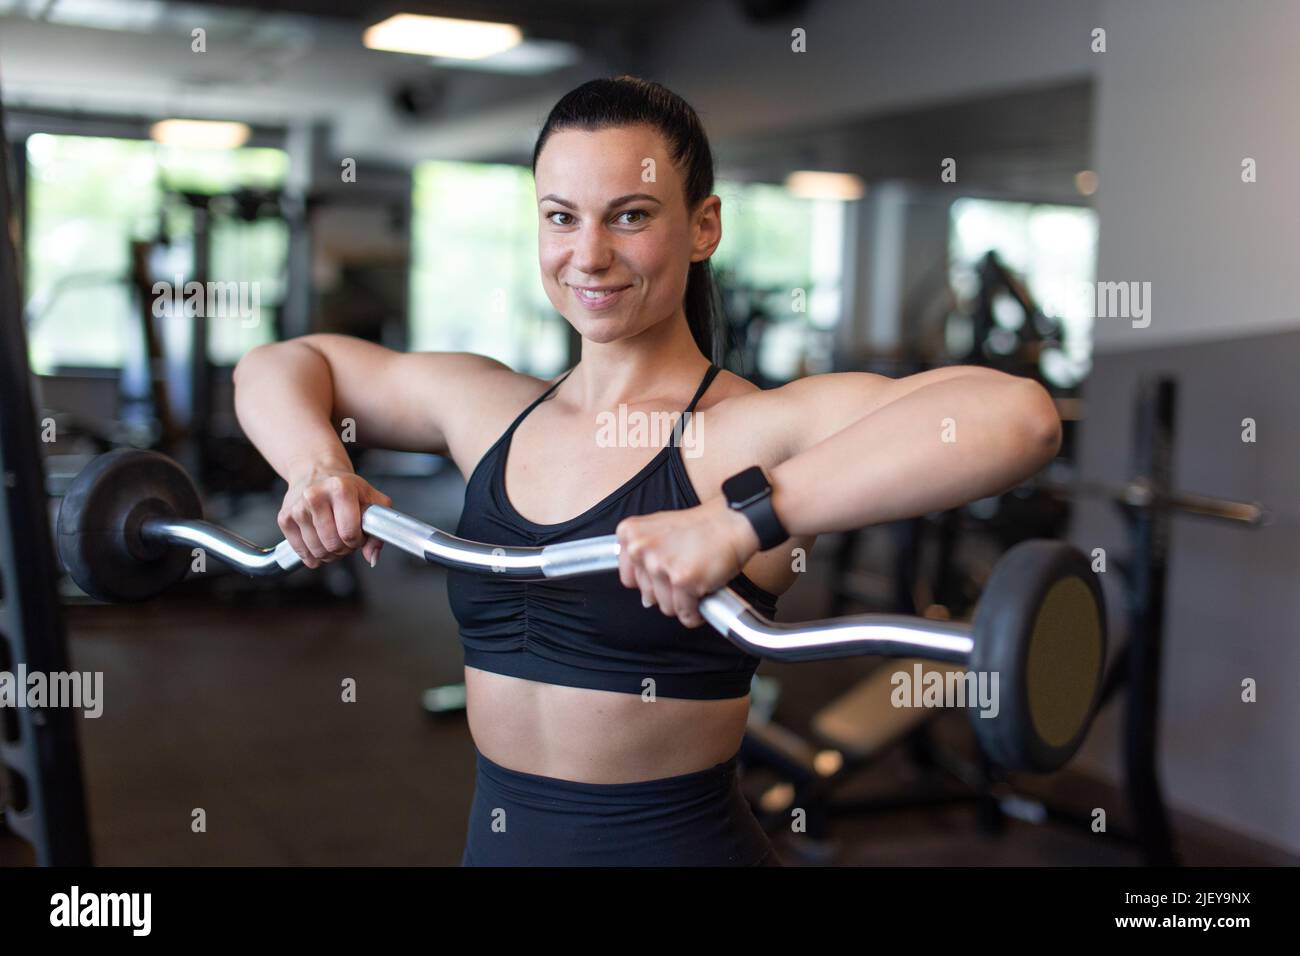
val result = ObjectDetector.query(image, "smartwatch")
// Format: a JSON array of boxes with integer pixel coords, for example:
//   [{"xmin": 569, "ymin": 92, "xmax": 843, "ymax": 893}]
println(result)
[{"xmin": 722, "ymin": 465, "xmax": 789, "ymax": 551}]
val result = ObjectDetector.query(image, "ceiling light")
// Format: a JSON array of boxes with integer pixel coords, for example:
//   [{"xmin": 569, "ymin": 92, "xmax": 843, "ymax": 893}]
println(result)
[
  {"xmin": 363, "ymin": 13, "xmax": 522, "ymax": 60},
  {"xmin": 784, "ymin": 171, "xmax": 866, "ymax": 201},
  {"xmin": 150, "ymin": 119, "xmax": 251, "ymax": 149},
  {"xmin": 428, "ymin": 38, "xmax": 580, "ymax": 75},
  {"xmin": 43, "ymin": 0, "xmax": 166, "ymax": 32}
]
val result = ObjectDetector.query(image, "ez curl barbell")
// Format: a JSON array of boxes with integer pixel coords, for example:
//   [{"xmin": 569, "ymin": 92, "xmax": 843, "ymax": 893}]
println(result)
[{"xmin": 56, "ymin": 449, "xmax": 1107, "ymax": 773}]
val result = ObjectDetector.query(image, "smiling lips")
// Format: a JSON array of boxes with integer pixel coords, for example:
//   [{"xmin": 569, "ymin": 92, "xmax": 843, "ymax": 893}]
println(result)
[{"xmin": 569, "ymin": 283, "xmax": 631, "ymax": 310}]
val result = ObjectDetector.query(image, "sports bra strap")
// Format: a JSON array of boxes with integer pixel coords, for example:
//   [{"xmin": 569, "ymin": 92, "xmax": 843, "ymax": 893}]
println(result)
[
  {"xmin": 502, "ymin": 367, "xmax": 575, "ymax": 436},
  {"xmin": 683, "ymin": 364, "xmax": 720, "ymax": 415}
]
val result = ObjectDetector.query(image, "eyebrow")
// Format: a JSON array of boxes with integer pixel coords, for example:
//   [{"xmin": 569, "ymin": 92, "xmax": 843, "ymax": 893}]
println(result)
[{"xmin": 538, "ymin": 193, "xmax": 663, "ymax": 210}]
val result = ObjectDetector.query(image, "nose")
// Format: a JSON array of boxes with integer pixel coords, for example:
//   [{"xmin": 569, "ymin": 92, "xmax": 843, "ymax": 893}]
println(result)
[{"xmin": 570, "ymin": 222, "xmax": 614, "ymax": 275}]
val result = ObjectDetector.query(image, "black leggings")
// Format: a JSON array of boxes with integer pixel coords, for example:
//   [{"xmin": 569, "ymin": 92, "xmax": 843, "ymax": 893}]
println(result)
[{"xmin": 461, "ymin": 748, "xmax": 781, "ymax": 867}]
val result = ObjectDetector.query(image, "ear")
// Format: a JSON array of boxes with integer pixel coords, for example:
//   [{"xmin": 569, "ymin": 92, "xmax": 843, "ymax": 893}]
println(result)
[{"xmin": 689, "ymin": 195, "xmax": 722, "ymax": 263}]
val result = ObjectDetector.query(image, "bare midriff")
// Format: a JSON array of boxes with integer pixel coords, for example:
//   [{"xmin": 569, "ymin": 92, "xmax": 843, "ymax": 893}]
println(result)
[{"xmin": 464, "ymin": 666, "xmax": 751, "ymax": 783}]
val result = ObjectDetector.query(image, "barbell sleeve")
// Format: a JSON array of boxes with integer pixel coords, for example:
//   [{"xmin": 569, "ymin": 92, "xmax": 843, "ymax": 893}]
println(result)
[{"xmin": 1035, "ymin": 478, "xmax": 1267, "ymax": 525}]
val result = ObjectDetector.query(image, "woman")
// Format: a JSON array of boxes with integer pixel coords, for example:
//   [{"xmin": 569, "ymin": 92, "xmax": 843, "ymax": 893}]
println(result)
[{"xmin": 232, "ymin": 76, "xmax": 1061, "ymax": 866}]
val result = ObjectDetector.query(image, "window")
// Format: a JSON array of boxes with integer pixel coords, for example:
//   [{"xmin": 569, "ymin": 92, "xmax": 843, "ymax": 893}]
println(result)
[
  {"xmin": 713, "ymin": 181, "xmax": 846, "ymax": 380},
  {"xmin": 409, "ymin": 161, "xmax": 566, "ymax": 376},
  {"xmin": 24, "ymin": 133, "xmax": 288, "ymax": 373},
  {"xmin": 948, "ymin": 198, "xmax": 1098, "ymax": 387}
]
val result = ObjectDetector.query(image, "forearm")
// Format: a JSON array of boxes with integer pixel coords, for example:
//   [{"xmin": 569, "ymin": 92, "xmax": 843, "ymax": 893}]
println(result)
[
  {"xmin": 769, "ymin": 377, "xmax": 1059, "ymax": 536},
  {"xmin": 232, "ymin": 341, "xmax": 353, "ymax": 484}
]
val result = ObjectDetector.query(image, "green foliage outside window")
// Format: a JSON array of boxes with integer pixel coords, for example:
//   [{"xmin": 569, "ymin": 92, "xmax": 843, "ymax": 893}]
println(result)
[{"xmin": 24, "ymin": 133, "xmax": 288, "ymax": 372}]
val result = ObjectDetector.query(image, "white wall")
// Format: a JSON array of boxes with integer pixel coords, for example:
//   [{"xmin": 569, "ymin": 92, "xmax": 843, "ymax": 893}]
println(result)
[{"xmin": 1092, "ymin": 0, "xmax": 1300, "ymax": 348}]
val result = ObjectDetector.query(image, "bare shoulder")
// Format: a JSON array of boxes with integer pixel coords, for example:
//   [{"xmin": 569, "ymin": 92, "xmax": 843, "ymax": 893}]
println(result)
[
  {"xmin": 694, "ymin": 368, "xmax": 791, "ymax": 471},
  {"xmin": 702, "ymin": 368, "xmax": 932, "ymax": 467},
  {"xmin": 430, "ymin": 355, "xmax": 567, "ymax": 480}
]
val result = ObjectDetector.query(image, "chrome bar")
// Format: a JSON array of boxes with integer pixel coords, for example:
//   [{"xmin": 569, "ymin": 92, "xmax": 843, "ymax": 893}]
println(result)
[
  {"xmin": 361, "ymin": 506, "xmax": 441, "ymax": 562},
  {"xmin": 140, "ymin": 509, "xmax": 976, "ymax": 662},
  {"xmin": 141, "ymin": 518, "xmax": 299, "ymax": 576},
  {"xmin": 698, "ymin": 588, "xmax": 974, "ymax": 663},
  {"xmin": 540, "ymin": 535, "xmax": 621, "ymax": 577},
  {"xmin": 373, "ymin": 514, "xmax": 621, "ymax": 579},
  {"xmin": 424, "ymin": 528, "xmax": 551, "ymax": 576},
  {"xmin": 142, "ymin": 507, "xmax": 619, "ymax": 580}
]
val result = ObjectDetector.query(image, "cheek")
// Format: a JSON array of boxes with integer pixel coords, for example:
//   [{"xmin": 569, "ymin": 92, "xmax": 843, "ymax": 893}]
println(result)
[
  {"xmin": 633, "ymin": 240, "xmax": 688, "ymax": 302},
  {"xmin": 623, "ymin": 234, "xmax": 683, "ymax": 287},
  {"xmin": 537, "ymin": 238, "xmax": 565, "ymax": 282}
]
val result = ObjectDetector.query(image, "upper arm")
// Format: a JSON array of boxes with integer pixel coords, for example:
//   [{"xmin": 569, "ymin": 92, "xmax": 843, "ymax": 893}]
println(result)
[
  {"xmin": 290, "ymin": 334, "xmax": 514, "ymax": 456},
  {"xmin": 734, "ymin": 365, "xmax": 1053, "ymax": 463}
]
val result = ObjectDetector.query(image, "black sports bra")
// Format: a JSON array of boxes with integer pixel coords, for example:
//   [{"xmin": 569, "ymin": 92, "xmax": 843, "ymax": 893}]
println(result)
[{"xmin": 447, "ymin": 364, "xmax": 780, "ymax": 700}]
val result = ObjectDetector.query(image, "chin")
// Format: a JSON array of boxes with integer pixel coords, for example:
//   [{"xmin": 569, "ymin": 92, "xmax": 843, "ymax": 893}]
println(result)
[{"xmin": 570, "ymin": 318, "xmax": 632, "ymax": 343}]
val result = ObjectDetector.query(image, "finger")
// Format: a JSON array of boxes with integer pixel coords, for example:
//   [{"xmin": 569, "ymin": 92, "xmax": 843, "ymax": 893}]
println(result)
[
  {"xmin": 305, "ymin": 488, "xmax": 348, "ymax": 557},
  {"xmin": 633, "ymin": 566, "xmax": 656, "ymax": 608},
  {"xmin": 293, "ymin": 503, "xmax": 331, "ymax": 563},
  {"xmin": 616, "ymin": 519, "xmax": 640, "ymax": 588},
  {"xmin": 650, "ymin": 571, "xmax": 676, "ymax": 617},
  {"xmin": 357, "ymin": 487, "xmax": 391, "ymax": 567},
  {"xmin": 330, "ymin": 483, "xmax": 364, "ymax": 549},
  {"xmin": 291, "ymin": 510, "xmax": 325, "ymax": 567},
  {"xmin": 618, "ymin": 546, "xmax": 636, "ymax": 589},
  {"xmin": 672, "ymin": 587, "xmax": 703, "ymax": 628},
  {"xmin": 278, "ymin": 512, "xmax": 311, "ymax": 568}
]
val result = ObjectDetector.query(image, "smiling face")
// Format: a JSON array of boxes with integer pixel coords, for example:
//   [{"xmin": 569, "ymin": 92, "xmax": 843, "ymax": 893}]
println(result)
[{"xmin": 534, "ymin": 124, "xmax": 720, "ymax": 347}]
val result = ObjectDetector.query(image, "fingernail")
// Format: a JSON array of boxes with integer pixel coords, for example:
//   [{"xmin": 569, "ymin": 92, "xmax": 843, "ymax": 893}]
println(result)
[
  {"xmin": 368, "ymin": 553, "xmax": 377, "ymax": 568},
  {"xmin": 641, "ymin": 595, "xmax": 652, "ymax": 608}
]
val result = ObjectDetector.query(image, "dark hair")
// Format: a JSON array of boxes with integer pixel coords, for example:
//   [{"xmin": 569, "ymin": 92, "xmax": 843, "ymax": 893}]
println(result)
[{"xmin": 532, "ymin": 76, "xmax": 724, "ymax": 364}]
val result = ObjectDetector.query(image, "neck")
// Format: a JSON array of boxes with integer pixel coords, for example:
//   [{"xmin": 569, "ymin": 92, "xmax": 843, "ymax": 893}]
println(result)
[{"xmin": 565, "ymin": 310, "xmax": 712, "ymax": 410}]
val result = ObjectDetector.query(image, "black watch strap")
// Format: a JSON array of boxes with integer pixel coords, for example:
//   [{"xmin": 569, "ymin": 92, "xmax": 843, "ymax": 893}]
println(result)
[{"xmin": 722, "ymin": 466, "xmax": 789, "ymax": 551}]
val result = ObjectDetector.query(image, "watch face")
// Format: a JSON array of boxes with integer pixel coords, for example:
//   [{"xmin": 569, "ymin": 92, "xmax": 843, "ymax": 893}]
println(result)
[{"xmin": 725, "ymin": 467, "xmax": 769, "ymax": 507}]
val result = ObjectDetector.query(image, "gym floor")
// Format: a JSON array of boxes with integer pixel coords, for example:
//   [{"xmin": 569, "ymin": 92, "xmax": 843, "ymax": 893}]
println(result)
[{"xmin": 2, "ymin": 465, "xmax": 1287, "ymax": 867}]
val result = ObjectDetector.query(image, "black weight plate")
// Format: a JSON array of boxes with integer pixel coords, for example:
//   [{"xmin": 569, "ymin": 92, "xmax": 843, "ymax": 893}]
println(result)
[
  {"xmin": 968, "ymin": 540, "xmax": 1106, "ymax": 772},
  {"xmin": 56, "ymin": 449, "xmax": 202, "ymax": 603}
]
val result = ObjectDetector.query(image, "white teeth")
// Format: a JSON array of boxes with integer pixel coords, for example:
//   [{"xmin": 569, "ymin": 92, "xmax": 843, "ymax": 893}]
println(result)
[{"xmin": 579, "ymin": 289, "xmax": 611, "ymax": 299}]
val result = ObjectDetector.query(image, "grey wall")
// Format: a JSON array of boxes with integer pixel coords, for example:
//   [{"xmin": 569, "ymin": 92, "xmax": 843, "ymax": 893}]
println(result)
[{"xmin": 1069, "ymin": 333, "xmax": 1300, "ymax": 854}]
